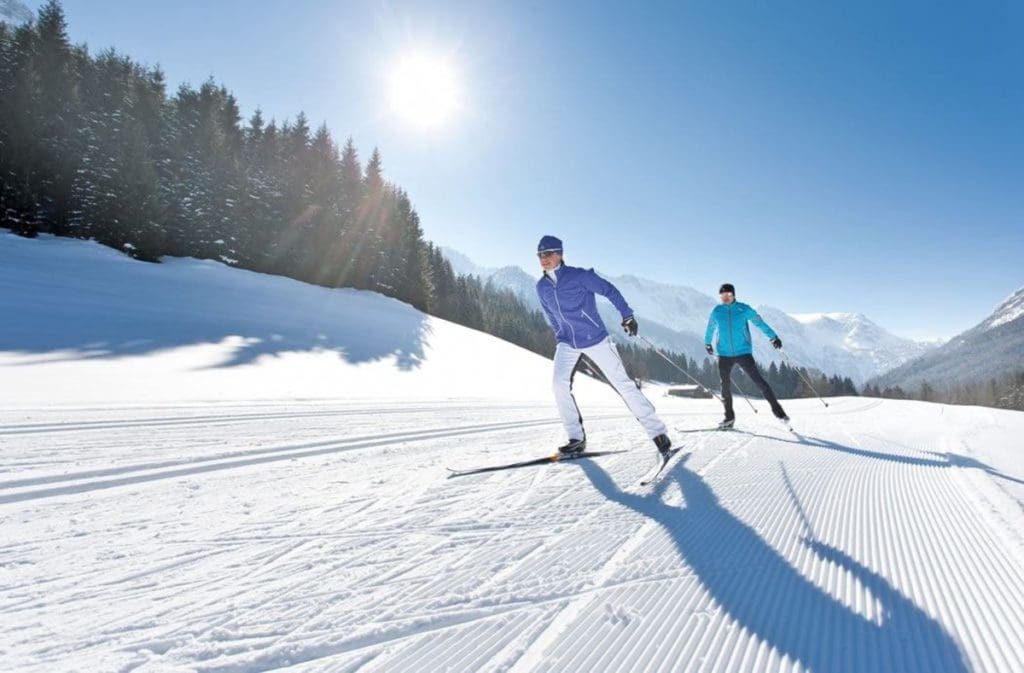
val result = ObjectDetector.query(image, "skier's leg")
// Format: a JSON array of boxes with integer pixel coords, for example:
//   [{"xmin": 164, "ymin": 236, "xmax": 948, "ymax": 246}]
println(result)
[
  {"xmin": 738, "ymin": 354, "xmax": 787, "ymax": 418},
  {"xmin": 584, "ymin": 338, "xmax": 667, "ymax": 439},
  {"xmin": 718, "ymin": 356, "xmax": 736, "ymax": 420},
  {"xmin": 552, "ymin": 342, "xmax": 585, "ymax": 440}
]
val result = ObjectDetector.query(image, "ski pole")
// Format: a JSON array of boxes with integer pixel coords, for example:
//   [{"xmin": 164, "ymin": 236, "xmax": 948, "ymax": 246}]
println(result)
[
  {"xmin": 779, "ymin": 349, "xmax": 830, "ymax": 408},
  {"xmin": 727, "ymin": 370, "xmax": 760, "ymax": 414},
  {"xmin": 637, "ymin": 336, "xmax": 724, "ymax": 404}
]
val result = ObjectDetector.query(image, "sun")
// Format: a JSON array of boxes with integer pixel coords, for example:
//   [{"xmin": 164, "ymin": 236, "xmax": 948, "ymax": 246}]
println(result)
[{"xmin": 386, "ymin": 52, "xmax": 461, "ymax": 129}]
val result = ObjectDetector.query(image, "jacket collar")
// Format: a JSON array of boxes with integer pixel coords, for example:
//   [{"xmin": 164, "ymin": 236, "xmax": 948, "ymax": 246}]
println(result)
[{"xmin": 543, "ymin": 263, "xmax": 564, "ymax": 283}]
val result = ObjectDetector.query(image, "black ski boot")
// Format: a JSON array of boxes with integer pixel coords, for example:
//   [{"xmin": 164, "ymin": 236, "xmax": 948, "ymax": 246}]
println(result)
[
  {"xmin": 718, "ymin": 418, "xmax": 735, "ymax": 430},
  {"xmin": 653, "ymin": 433, "xmax": 672, "ymax": 457},
  {"xmin": 558, "ymin": 438, "xmax": 586, "ymax": 456}
]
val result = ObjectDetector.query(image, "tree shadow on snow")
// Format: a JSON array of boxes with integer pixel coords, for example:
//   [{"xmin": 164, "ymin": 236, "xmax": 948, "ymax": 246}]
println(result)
[
  {"xmin": 0, "ymin": 283, "xmax": 430, "ymax": 370},
  {"xmin": 575, "ymin": 457, "xmax": 970, "ymax": 673}
]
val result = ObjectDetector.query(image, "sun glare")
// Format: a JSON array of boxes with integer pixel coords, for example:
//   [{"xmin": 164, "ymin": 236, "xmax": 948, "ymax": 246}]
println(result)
[{"xmin": 387, "ymin": 52, "xmax": 460, "ymax": 129}]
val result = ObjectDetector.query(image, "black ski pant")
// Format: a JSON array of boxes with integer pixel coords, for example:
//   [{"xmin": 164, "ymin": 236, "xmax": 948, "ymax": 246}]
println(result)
[{"xmin": 718, "ymin": 354, "xmax": 787, "ymax": 420}]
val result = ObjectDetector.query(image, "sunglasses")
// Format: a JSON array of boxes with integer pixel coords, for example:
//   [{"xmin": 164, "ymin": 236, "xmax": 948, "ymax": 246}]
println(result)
[{"xmin": 537, "ymin": 250, "xmax": 561, "ymax": 258}]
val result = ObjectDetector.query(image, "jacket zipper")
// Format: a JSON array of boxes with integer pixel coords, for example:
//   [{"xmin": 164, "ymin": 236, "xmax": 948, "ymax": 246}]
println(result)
[
  {"xmin": 548, "ymin": 276, "xmax": 576, "ymax": 347},
  {"xmin": 580, "ymin": 309, "xmax": 600, "ymax": 328},
  {"xmin": 727, "ymin": 305, "xmax": 735, "ymax": 356}
]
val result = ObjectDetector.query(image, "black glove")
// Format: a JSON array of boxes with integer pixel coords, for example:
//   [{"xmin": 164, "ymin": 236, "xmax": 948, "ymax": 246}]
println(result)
[
  {"xmin": 621, "ymin": 316, "xmax": 638, "ymax": 337},
  {"xmin": 705, "ymin": 344, "xmax": 714, "ymax": 355},
  {"xmin": 771, "ymin": 337, "xmax": 783, "ymax": 349}
]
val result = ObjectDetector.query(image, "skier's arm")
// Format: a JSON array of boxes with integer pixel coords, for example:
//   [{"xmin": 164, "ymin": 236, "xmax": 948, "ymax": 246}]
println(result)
[
  {"xmin": 704, "ymin": 310, "xmax": 717, "ymax": 347},
  {"xmin": 579, "ymin": 268, "xmax": 633, "ymax": 319},
  {"xmin": 746, "ymin": 305, "xmax": 778, "ymax": 340}
]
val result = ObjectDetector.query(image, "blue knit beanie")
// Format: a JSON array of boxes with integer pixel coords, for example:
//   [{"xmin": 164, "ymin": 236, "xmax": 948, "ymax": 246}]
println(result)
[{"xmin": 537, "ymin": 235, "xmax": 563, "ymax": 253}]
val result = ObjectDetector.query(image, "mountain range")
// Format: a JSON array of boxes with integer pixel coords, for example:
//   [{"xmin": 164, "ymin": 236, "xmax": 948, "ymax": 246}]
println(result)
[
  {"xmin": 442, "ymin": 248, "xmax": 937, "ymax": 384},
  {"xmin": 868, "ymin": 287, "xmax": 1024, "ymax": 392}
]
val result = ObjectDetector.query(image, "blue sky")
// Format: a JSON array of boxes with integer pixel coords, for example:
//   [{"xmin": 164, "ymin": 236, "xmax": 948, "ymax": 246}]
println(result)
[{"xmin": 28, "ymin": 0, "xmax": 1024, "ymax": 339}]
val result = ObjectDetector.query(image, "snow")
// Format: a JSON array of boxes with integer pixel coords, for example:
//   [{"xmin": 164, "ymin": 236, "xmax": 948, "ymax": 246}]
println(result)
[
  {"xmin": 791, "ymin": 312, "xmax": 859, "ymax": 324},
  {"xmin": 775, "ymin": 311, "xmax": 939, "ymax": 382},
  {"xmin": 3, "ymin": 233, "xmax": 1024, "ymax": 672},
  {"xmin": 0, "ymin": 233, "xmax": 610, "ymax": 406},
  {"xmin": 984, "ymin": 287, "xmax": 1024, "ymax": 330}
]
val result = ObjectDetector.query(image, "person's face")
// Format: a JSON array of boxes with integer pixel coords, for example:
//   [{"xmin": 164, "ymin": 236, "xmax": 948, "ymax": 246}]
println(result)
[
  {"xmin": 538, "ymin": 250, "xmax": 562, "ymax": 271},
  {"xmin": 720, "ymin": 291, "xmax": 735, "ymax": 304}
]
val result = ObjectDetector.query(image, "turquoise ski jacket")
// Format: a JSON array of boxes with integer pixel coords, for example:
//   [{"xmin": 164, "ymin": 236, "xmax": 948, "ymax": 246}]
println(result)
[{"xmin": 704, "ymin": 301, "xmax": 778, "ymax": 357}]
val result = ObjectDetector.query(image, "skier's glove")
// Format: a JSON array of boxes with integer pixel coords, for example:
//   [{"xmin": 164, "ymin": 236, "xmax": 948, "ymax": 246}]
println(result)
[
  {"xmin": 771, "ymin": 337, "xmax": 783, "ymax": 349},
  {"xmin": 621, "ymin": 316, "xmax": 638, "ymax": 337},
  {"xmin": 705, "ymin": 344, "xmax": 714, "ymax": 355}
]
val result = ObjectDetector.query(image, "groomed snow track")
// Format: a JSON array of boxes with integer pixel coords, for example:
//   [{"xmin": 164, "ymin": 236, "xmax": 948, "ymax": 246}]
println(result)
[{"xmin": 3, "ymin": 398, "xmax": 1024, "ymax": 673}]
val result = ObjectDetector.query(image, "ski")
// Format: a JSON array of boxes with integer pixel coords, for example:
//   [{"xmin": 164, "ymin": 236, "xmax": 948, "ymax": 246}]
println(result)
[
  {"xmin": 446, "ymin": 450, "xmax": 626, "ymax": 478},
  {"xmin": 639, "ymin": 448, "xmax": 688, "ymax": 486}
]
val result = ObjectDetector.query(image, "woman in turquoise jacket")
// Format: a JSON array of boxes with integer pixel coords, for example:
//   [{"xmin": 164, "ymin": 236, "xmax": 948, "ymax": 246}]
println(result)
[{"xmin": 704, "ymin": 283, "xmax": 789, "ymax": 428}]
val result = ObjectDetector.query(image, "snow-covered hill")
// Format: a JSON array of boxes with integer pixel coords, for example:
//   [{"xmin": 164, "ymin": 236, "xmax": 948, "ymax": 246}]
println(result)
[
  {"xmin": 869, "ymin": 286, "xmax": 1024, "ymax": 392},
  {"xmin": 3, "ymin": 233, "xmax": 1024, "ymax": 673},
  {"xmin": 440, "ymin": 247, "xmax": 934, "ymax": 384},
  {"xmin": 0, "ymin": 233, "xmax": 620, "ymax": 406}
]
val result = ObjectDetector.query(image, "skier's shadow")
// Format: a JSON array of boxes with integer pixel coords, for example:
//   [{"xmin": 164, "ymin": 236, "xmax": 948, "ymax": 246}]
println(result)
[
  {"xmin": 576, "ymin": 458, "xmax": 970, "ymax": 673},
  {"xmin": 741, "ymin": 430, "xmax": 1024, "ymax": 487},
  {"xmin": 740, "ymin": 430, "xmax": 950, "ymax": 468}
]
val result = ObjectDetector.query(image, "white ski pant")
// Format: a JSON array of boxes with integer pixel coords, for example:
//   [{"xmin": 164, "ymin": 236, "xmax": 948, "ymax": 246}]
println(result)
[{"xmin": 552, "ymin": 337, "xmax": 668, "ymax": 441}]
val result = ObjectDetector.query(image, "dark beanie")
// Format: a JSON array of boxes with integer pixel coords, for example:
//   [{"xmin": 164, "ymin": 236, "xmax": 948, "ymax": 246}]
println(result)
[
  {"xmin": 537, "ymin": 235, "xmax": 563, "ymax": 253},
  {"xmin": 719, "ymin": 283, "xmax": 735, "ymax": 294}
]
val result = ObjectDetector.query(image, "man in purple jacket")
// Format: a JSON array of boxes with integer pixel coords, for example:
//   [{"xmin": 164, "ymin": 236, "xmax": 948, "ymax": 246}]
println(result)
[{"xmin": 535, "ymin": 235, "xmax": 672, "ymax": 457}]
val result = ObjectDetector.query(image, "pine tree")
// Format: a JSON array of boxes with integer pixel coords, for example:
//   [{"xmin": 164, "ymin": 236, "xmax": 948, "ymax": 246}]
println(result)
[
  {"xmin": 305, "ymin": 122, "xmax": 341, "ymax": 283},
  {"xmin": 30, "ymin": 0, "xmax": 79, "ymax": 234},
  {"xmin": 352, "ymin": 147, "xmax": 385, "ymax": 290},
  {"xmin": 389, "ymin": 192, "xmax": 431, "ymax": 311},
  {"xmin": 322, "ymin": 136, "xmax": 363, "ymax": 288},
  {"xmin": 0, "ymin": 17, "xmax": 40, "ymax": 233}
]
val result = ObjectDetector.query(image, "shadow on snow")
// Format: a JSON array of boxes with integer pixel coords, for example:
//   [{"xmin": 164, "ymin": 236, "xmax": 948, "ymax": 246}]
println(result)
[
  {"xmin": 1, "ymin": 260, "xmax": 430, "ymax": 370},
  {"xmin": 575, "ymin": 456, "xmax": 970, "ymax": 673},
  {"xmin": 742, "ymin": 429, "xmax": 1023, "ymax": 488}
]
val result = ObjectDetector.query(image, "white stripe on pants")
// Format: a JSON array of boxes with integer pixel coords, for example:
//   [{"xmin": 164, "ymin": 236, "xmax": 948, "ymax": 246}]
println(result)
[{"xmin": 552, "ymin": 337, "xmax": 668, "ymax": 441}]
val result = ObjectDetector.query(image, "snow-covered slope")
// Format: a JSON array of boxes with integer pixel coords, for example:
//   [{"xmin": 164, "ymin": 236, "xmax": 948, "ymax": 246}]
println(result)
[
  {"xmin": 983, "ymin": 287, "xmax": 1024, "ymax": 330},
  {"xmin": 4, "ymin": 233, "xmax": 1024, "ymax": 673},
  {"xmin": 0, "ymin": 233, "xmax": 616, "ymax": 406},
  {"xmin": 870, "ymin": 286, "xmax": 1024, "ymax": 392},
  {"xmin": 440, "ymin": 247, "xmax": 934, "ymax": 383}
]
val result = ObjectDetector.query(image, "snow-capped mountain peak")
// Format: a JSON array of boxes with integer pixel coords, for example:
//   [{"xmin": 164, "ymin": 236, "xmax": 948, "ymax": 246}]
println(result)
[
  {"xmin": 792, "ymin": 312, "xmax": 865, "ymax": 324},
  {"xmin": 983, "ymin": 286, "xmax": 1024, "ymax": 330},
  {"xmin": 868, "ymin": 284, "xmax": 1024, "ymax": 391}
]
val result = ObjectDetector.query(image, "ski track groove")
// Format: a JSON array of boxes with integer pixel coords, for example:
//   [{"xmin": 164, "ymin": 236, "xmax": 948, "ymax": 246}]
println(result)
[
  {"xmin": 510, "ymin": 430, "xmax": 747, "ymax": 673},
  {"xmin": 1, "ymin": 416, "xmax": 633, "ymax": 505},
  {"xmin": 4, "ymin": 400, "xmax": 1024, "ymax": 672},
  {"xmin": 526, "ymin": 406, "xmax": 1015, "ymax": 672},
  {"xmin": 0, "ymin": 416, "xmax": 570, "ymax": 492}
]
